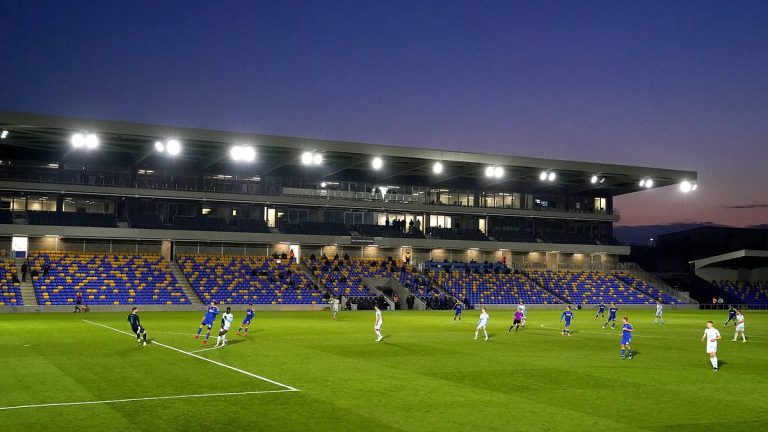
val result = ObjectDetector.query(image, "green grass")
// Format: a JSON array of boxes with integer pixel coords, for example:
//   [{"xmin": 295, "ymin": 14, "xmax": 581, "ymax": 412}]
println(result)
[{"xmin": 2, "ymin": 309, "xmax": 767, "ymax": 431}]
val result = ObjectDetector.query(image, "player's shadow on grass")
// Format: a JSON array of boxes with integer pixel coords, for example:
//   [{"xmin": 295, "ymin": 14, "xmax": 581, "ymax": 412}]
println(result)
[{"xmin": 223, "ymin": 339, "xmax": 245, "ymax": 347}]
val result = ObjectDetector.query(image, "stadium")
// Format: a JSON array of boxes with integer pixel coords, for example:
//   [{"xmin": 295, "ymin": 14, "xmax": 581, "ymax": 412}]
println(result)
[{"xmin": 1, "ymin": 112, "xmax": 766, "ymax": 431}]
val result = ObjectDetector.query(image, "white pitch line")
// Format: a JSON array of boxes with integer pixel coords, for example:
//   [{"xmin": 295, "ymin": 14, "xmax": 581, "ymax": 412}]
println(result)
[
  {"xmin": 0, "ymin": 389, "xmax": 295, "ymax": 411},
  {"xmin": 83, "ymin": 320, "xmax": 299, "ymax": 392},
  {"xmin": 189, "ymin": 345, "xmax": 226, "ymax": 354}
]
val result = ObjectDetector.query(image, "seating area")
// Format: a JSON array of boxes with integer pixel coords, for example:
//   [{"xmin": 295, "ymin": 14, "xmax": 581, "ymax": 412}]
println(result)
[
  {"xmin": 353, "ymin": 224, "xmax": 425, "ymax": 239},
  {"xmin": 614, "ymin": 272, "xmax": 681, "ymax": 304},
  {"xmin": 30, "ymin": 252, "xmax": 189, "ymax": 305},
  {"xmin": 279, "ymin": 221, "xmax": 350, "ymax": 236},
  {"xmin": 393, "ymin": 267, "xmax": 435, "ymax": 299},
  {"xmin": 128, "ymin": 213, "xmax": 164, "ymax": 229},
  {"xmin": 173, "ymin": 216, "xmax": 227, "ymax": 231},
  {"xmin": 711, "ymin": 280, "xmax": 768, "ymax": 305},
  {"xmin": 0, "ymin": 259, "xmax": 23, "ymax": 306},
  {"xmin": 491, "ymin": 230, "xmax": 537, "ymax": 243},
  {"xmin": 428, "ymin": 228, "xmax": 490, "ymax": 241},
  {"xmin": 233, "ymin": 218, "xmax": 271, "ymax": 233},
  {"xmin": 0, "ymin": 209, "xmax": 13, "ymax": 224},
  {"xmin": 28, "ymin": 211, "xmax": 117, "ymax": 227},
  {"xmin": 178, "ymin": 255, "xmax": 322, "ymax": 304},
  {"xmin": 434, "ymin": 271, "xmax": 559, "ymax": 305},
  {"xmin": 425, "ymin": 260, "xmax": 511, "ymax": 274},
  {"xmin": 531, "ymin": 271, "xmax": 655, "ymax": 304},
  {"xmin": 307, "ymin": 257, "xmax": 386, "ymax": 297}
]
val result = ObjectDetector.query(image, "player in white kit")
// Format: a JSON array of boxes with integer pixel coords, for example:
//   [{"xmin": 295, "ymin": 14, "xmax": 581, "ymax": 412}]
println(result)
[
  {"xmin": 474, "ymin": 308, "xmax": 489, "ymax": 341},
  {"xmin": 518, "ymin": 302, "xmax": 527, "ymax": 327},
  {"xmin": 216, "ymin": 307, "xmax": 234, "ymax": 347},
  {"xmin": 701, "ymin": 320, "xmax": 721, "ymax": 371},
  {"xmin": 654, "ymin": 300, "xmax": 664, "ymax": 326},
  {"xmin": 373, "ymin": 305, "xmax": 383, "ymax": 342},
  {"xmin": 332, "ymin": 297, "xmax": 340, "ymax": 320},
  {"xmin": 732, "ymin": 310, "xmax": 746, "ymax": 342}
]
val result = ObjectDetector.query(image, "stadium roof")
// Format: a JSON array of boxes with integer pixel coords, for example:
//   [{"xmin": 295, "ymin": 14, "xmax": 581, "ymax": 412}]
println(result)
[
  {"xmin": 0, "ymin": 111, "xmax": 697, "ymax": 195},
  {"xmin": 691, "ymin": 250, "xmax": 768, "ymax": 270}
]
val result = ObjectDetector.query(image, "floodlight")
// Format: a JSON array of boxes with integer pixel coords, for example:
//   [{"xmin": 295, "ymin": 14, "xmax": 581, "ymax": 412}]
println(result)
[
  {"xmin": 71, "ymin": 133, "xmax": 85, "ymax": 148},
  {"xmin": 638, "ymin": 179, "xmax": 646, "ymax": 187},
  {"xmin": 590, "ymin": 175, "xmax": 598, "ymax": 184},
  {"xmin": 547, "ymin": 171, "xmax": 556, "ymax": 181},
  {"xmin": 241, "ymin": 145, "xmax": 255, "ymax": 162},
  {"xmin": 645, "ymin": 179, "xmax": 653, "ymax": 188},
  {"xmin": 0, "ymin": 130, "xmax": 8, "ymax": 139},
  {"xmin": 371, "ymin": 157, "xmax": 383, "ymax": 170},
  {"xmin": 312, "ymin": 153, "xmax": 323, "ymax": 165},
  {"xmin": 493, "ymin": 166, "xmax": 504, "ymax": 178},
  {"xmin": 155, "ymin": 141, "xmax": 165, "ymax": 152},
  {"xmin": 485, "ymin": 166, "xmax": 495, "ymax": 177},
  {"xmin": 230, "ymin": 145, "xmax": 244, "ymax": 161},
  {"xmin": 432, "ymin": 162, "xmax": 443, "ymax": 174},
  {"xmin": 301, "ymin": 152, "xmax": 313, "ymax": 165},
  {"xmin": 84, "ymin": 133, "xmax": 99, "ymax": 149},
  {"xmin": 539, "ymin": 171, "xmax": 548, "ymax": 181},
  {"xmin": 679, "ymin": 180, "xmax": 692, "ymax": 193},
  {"xmin": 692, "ymin": 183, "xmax": 698, "ymax": 191},
  {"xmin": 166, "ymin": 139, "xmax": 182, "ymax": 156}
]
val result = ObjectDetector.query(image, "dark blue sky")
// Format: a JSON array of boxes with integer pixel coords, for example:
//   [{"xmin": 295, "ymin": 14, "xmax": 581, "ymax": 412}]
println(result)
[{"xmin": 2, "ymin": 1, "xmax": 767, "ymax": 226}]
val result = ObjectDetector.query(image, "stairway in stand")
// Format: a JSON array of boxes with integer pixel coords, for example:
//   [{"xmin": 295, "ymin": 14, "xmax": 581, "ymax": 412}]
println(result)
[
  {"xmin": 168, "ymin": 260, "xmax": 202, "ymax": 306},
  {"xmin": 15, "ymin": 257, "xmax": 38, "ymax": 306}
]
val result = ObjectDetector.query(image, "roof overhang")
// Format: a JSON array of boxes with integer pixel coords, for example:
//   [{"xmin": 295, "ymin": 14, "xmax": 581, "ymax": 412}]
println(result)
[{"xmin": 691, "ymin": 250, "xmax": 768, "ymax": 270}]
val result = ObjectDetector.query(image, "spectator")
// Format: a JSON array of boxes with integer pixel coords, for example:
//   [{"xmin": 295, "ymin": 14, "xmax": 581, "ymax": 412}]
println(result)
[
  {"xmin": 11, "ymin": 272, "xmax": 20, "ymax": 284},
  {"xmin": 21, "ymin": 261, "xmax": 28, "ymax": 282},
  {"xmin": 406, "ymin": 294, "xmax": 415, "ymax": 310},
  {"xmin": 289, "ymin": 248, "xmax": 295, "ymax": 263}
]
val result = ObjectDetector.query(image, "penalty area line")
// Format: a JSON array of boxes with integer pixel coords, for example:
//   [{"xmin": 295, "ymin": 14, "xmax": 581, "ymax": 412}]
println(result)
[
  {"xmin": 82, "ymin": 320, "xmax": 299, "ymax": 392},
  {"xmin": 0, "ymin": 389, "xmax": 295, "ymax": 411}
]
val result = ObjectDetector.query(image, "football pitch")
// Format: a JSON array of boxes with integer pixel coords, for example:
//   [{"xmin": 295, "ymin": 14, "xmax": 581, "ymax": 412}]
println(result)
[{"xmin": 2, "ymin": 309, "xmax": 767, "ymax": 431}]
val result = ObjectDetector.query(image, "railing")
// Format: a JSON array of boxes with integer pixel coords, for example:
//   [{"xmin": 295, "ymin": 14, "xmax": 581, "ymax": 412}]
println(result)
[
  {"xmin": 699, "ymin": 303, "xmax": 768, "ymax": 311},
  {"xmin": 617, "ymin": 262, "xmax": 698, "ymax": 304}
]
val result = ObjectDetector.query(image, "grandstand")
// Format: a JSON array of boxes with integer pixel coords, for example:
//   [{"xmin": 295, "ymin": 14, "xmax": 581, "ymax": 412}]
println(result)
[
  {"xmin": 530, "ymin": 270, "xmax": 657, "ymax": 305},
  {"xmin": 178, "ymin": 255, "xmax": 322, "ymax": 304},
  {"xmin": 0, "ymin": 111, "xmax": 699, "ymax": 309},
  {"xmin": 29, "ymin": 252, "xmax": 189, "ymax": 305},
  {"xmin": 0, "ymin": 259, "xmax": 22, "ymax": 306}
]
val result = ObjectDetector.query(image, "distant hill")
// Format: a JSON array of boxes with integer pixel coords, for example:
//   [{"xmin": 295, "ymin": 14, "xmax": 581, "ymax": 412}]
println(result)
[{"xmin": 614, "ymin": 223, "xmax": 719, "ymax": 245}]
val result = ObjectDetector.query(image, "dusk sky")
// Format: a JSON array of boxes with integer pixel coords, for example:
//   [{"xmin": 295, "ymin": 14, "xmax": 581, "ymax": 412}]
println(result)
[{"xmin": 2, "ymin": 1, "xmax": 767, "ymax": 227}]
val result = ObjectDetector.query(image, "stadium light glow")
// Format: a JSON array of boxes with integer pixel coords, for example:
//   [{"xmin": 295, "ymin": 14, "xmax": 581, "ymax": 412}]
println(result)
[
  {"xmin": 645, "ymin": 178, "xmax": 653, "ymax": 188},
  {"xmin": 486, "ymin": 166, "xmax": 503, "ymax": 178},
  {"xmin": 0, "ymin": 130, "xmax": 8, "ymax": 139},
  {"xmin": 547, "ymin": 171, "xmax": 556, "ymax": 181},
  {"xmin": 71, "ymin": 132, "xmax": 99, "ymax": 150},
  {"xmin": 301, "ymin": 151, "xmax": 323, "ymax": 166},
  {"xmin": 590, "ymin": 175, "xmax": 598, "ymax": 184},
  {"xmin": 539, "ymin": 171, "xmax": 548, "ymax": 181},
  {"xmin": 166, "ymin": 139, "xmax": 182, "ymax": 156},
  {"xmin": 680, "ymin": 180, "xmax": 697, "ymax": 193},
  {"xmin": 230, "ymin": 145, "xmax": 255, "ymax": 162},
  {"xmin": 432, "ymin": 162, "xmax": 443, "ymax": 174},
  {"xmin": 540, "ymin": 170, "xmax": 556, "ymax": 182},
  {"xmin": 371, "ymin": 157, "xmax": 383, "ymax": 170},
  {"xmin": 638, "ymin": 179, "xmax": 646, "ymax": 187},
  {"xmin": 154, "ymin": 141, "xmax": 165, "ymax": 152}
]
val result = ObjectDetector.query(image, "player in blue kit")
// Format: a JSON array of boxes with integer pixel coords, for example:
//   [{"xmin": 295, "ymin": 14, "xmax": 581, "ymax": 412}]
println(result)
[
  {"xmin": 724, "ymin": 305, "xmax": 737, "ymax": 327},
  {"xmin": 452, "ymin": 300, "xmax": 464, "ymax": 323},
  {"xmin": 594, "ymin": 302, "xmax": 607, "ymax": 320},
  {"xmin": 236, "ymin": 303, "xmax": 255, "ymax": 335},
  {"xmin": 560, "ymin": 306, "xmax": 574, "ymax": 336},
  {"xmin": 602, "ymin": 303, "xmax": 619, "ymax": 329},
  {"xmin": 620, "ymin": 316, "xmax": 633, "ymax": 359},
  {"xmin": 195, "ymin": 300, "xmax": 219, "ymax": 345}
]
